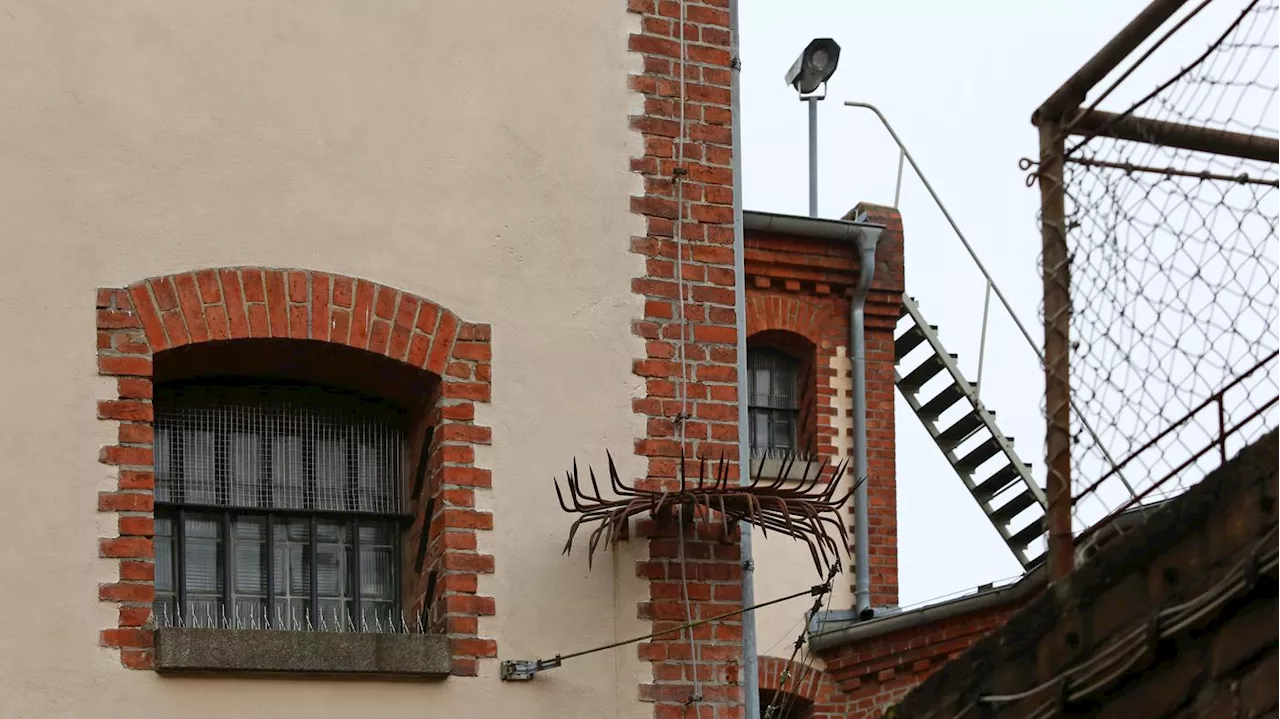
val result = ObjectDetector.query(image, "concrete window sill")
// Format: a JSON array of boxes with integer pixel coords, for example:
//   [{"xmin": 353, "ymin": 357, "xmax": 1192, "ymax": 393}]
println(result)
[
  {"xmin": 155, "ymin": 628, "xmax": 451, "ymax": 680},
  {"xmin": 749, "ymin": 457, "xmax": 832, "ymax": 482}
]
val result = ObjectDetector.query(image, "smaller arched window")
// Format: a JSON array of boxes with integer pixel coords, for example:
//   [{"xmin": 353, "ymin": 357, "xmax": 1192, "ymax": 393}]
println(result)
[{"xmin": 747, "ymin": 347, "xmax": 800, "ymax": 458}]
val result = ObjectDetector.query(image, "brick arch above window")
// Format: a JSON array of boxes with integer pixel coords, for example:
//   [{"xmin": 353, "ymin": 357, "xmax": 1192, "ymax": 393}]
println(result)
[
  {"xmin": 745, "ymin": 294, "xmax": 829, "ymax": 347},
  {"xmin": 96, "ymin": 267, "xmax": 495, "ymax": 675},
  {"xmin": 757, "ymin": 655, "xmax": 850, "ymax": 716}
]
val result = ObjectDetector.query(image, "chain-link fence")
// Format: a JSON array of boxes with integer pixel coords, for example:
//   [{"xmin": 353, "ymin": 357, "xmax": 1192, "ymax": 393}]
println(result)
[{"xmin": 1032, "ymin": 0, "xmax": 1279, "ymax": 578}]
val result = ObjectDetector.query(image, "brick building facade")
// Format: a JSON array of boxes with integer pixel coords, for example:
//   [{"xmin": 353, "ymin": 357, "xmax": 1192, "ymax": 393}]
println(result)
[{"xmin": 0, "ymin": 0, "xmax": 1049, "ymax": 716}]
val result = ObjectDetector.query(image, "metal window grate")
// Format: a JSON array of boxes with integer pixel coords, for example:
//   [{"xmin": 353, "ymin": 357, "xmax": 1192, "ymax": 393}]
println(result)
[
  {"xmin": 153, "ymin": 382, "xmax": 409, "ymax": 632},
  {"xmin": 155, "ymin": 384, "xmax": 406, "ymax": 516},
  {"xmin": 748, "ymin": 348, "xmax": 799, "ymax": 457}
]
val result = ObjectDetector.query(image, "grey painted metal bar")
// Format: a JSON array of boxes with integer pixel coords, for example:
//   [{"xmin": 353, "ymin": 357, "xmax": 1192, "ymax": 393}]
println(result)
[
  {"xmin": 1033, "ymin": 0, "xmax": 1192, "ymax": 123},
  {"xmin": 1064, "ymin": 108, "xmax": 1280, "ymax": 162},
  {"xmin": 808, "ymin": 98, "xmax": 819, "ymax": 217},
  {"xmin": 728, "ymin": 0, "xmax": 760, "ymax": 713}
]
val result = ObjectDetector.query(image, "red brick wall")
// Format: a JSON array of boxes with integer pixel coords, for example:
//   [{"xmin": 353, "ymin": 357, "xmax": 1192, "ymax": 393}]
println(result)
[
  {"xmin": 751, "ymin": 597, "xmax": 1027, "ymax": 719},
  {"xmin": 95, "ymin": 268, "xmax": 494, "ymax": 675},
  {"xmin": 758, "ymin": 655, "xmax": 852, "ymax": 719},
  {"xmin": 744, "ymin": 203, "xmax": 905, "ymax": 608},
  {"xmin": 818, "ymin": 602, "xmax": 1024, "ymax": 717},
  {"xmin": 627, "ymin": 0, "xmax": 743, "ymax": 714}
]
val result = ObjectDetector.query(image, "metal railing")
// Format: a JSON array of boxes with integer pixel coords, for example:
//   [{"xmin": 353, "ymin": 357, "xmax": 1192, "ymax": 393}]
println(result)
[{"xmin": 842, "ymin": 101, "xmax": 1137, "ymax": 508}]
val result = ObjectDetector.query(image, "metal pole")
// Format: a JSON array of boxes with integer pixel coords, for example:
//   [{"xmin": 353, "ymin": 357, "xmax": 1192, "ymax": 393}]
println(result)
[
  {"xmin": 976, "ymin": 280, "xmax": 992, "ymax": 393},
  {"xmin": 729, "ymin": 0, "xmax": 760, "ymax": 714},
  {"xmin": 1065, "ymin": 108, "xmax": 1279, "ymax": 162},
  {"xmin": 1038, "ymin": 122, "xmax": 1074, "ymax": 582},
  {"xmin": 1033, "ymin": 0, "xmax": 1191, "ymax": 123},
  {"xmin": 892, "ymin": 148, "xmax": 905, "ymax": 208},
  {"xmin": 808, "ymin": 97, "xmax": 819, "ymax": 218}
]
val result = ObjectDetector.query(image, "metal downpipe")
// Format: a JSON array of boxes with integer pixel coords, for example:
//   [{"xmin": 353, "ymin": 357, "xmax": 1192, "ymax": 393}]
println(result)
[
  {"xmin": 851, "ymin": 230, "xmax": 879, "ymax": 618},
  {"xmin": 727, "ymin": 0, "xmax": 759, "ymax": 714}
]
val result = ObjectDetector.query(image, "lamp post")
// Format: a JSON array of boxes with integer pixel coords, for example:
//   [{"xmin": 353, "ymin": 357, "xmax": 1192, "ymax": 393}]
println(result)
[{"xmin": 784, "ymin": 39, "xmax": 841, "ymax": 218}]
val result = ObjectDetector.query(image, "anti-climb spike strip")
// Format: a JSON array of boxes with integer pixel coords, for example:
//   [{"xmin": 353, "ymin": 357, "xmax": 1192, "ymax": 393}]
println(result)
[{"xmin": 553, "ymin": 451, "xmax": 860, "ymax": 573}]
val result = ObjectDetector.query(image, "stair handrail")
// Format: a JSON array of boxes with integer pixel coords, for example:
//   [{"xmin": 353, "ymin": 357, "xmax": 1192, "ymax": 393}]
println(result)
[
  {"xmin": 844, "ymin": 101, "xmax": 1042, "ymax": 365},
  {"xmin": 844, "ymin": 101, "xmax": 1140, "ymax": 505}
]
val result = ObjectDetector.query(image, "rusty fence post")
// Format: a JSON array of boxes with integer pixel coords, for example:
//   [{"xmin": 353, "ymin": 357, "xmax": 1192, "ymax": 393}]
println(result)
[{"xmin": 1038, "ymin": 121, "xmax": 1074, "ymax": 582}]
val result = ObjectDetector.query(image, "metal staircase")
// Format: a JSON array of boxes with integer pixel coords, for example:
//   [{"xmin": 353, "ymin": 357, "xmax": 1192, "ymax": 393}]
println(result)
[{"xmin": 894, "ymin": 295, "xmax": 1047, "ymax": 569}]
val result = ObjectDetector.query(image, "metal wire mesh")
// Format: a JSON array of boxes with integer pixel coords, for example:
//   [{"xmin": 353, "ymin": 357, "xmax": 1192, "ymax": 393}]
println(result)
[
  {"xmin": 155, "ymin": 384, "xmax": 406, "ymax": 515},
  {"xmin": 748, "ymin": 348, "xmax": 800, "ymax": 458},
  {"xmin": 1045, "ymin": 0, "xmax": 1279, "ymax": 540},
  {"xmin": 152, "ymin": 382, "xmax": 409, "ymax": 632}
]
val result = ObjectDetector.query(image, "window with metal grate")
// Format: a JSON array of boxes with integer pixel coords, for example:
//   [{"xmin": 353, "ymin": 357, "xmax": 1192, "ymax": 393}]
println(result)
[
  {"xmin": 152, "ymin": 383, "xmax": 407, "ymax": 632},
  {"xmin": 748, "ymin": 348, "xmax": 800, "ymax": 458}
]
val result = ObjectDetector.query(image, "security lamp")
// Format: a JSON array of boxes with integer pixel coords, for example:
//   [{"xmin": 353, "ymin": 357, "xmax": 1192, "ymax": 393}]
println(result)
[{"xmin": 784, "ymin": 38, "xmax": 841, "ymax": 97}]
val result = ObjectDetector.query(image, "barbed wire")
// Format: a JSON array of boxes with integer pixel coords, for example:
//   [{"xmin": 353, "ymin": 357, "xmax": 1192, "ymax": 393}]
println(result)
[{"xmin": 1046, "ymin": 0, "xmax": 1279, "ymax": 539}]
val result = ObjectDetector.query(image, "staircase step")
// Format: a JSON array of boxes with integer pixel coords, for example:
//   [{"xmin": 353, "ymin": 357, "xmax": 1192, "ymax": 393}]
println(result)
[
  {"xmin": 899, "ymin": 352, "xmax": 955, "ymax": 392},
  {"xmin": 956, "ymin": 437, "xmax": 1002, "ymax": 474},
  {"xmin": 1023, "ymin": 549, "xmax": 1047, "ymax": 570},
  {"xmin": 1010, "ymin": 517, "xmax": 1045, "ymax": 549},
  {"xmin": 919, "ymin": 382, "xmax": 968, "ymax": 420},
  {"xmin": 937, "ymin": 410, "xmax": 986, "ymax": 449},
  {"xmin": 894, "ymin": 324, "xmax": 934, "ymax": 361},
  {"xmin": 973, "ymin": 463, "xmax": 1025, "ymax": 501},
  {"xmin": 897, "ymin": 294, "xmax": 1044, "ymax": 570},
  {"xmin": 991, "ymin": 490, "xmax": 1038, "ymax": 524}
]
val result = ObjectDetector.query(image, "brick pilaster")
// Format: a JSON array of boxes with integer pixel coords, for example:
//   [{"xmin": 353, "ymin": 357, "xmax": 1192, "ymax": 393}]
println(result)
[{"xmin": 627, "ymin": 0, "xmax": 743, "ymax": 715}]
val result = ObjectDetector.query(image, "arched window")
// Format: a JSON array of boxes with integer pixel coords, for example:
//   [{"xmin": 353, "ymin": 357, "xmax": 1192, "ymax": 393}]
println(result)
[{"xmin": 748, "ymin": 347, "xmax": 800, "ymax": 457}]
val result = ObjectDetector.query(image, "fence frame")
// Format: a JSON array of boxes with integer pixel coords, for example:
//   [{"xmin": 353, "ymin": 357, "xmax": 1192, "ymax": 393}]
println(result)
[{"xmin": 1031, "ymin": 0, "xmax": 1279, "ymax": 581}]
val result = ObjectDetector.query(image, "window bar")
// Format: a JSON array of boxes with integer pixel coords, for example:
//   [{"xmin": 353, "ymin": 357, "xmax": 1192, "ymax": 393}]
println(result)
[
  {"xmin": 216, "ymin": 431, "xmax": 232, "ymax": 628},
  {"xmin": 309, "ymin": 514, "xmax": 319, "ymax": 631},
  {"xmin": 260, "ymin": 419, "xmax": 274, "ymax": 508},
  {"xmin": 222, "ymin": 511, "xmax": 232, "ymax": 628},
  {"xmin": 265, "ymin": 513, "xmax": 275, "ymax": 630},
  {"xmin": 346, "ymin": 430, "xmax": 361, "ymax": 630},
  {"xmin": 350, "ymin": 516, "xmax": 361, "ymax": 632},
  {"xmin": 171, "ymin": 425, "xmax": 187, "ymax": 625},
  {"xmin": 261, "ymin": 421, "xmax": 275, "ymax": 629},
  {"xmin": 306, "ymin": 411, "xmax": 319, "ymax": 630},
  {"xmin": 175, "ymin": 509, "xmax": 187, "ymax": 627},
  {"xmin": 392, "ymin": 530, "xmax": 402, "ymax": 632}
]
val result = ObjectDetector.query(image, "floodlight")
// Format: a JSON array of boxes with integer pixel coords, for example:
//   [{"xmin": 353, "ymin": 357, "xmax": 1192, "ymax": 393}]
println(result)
[{"xmin": 784, "ymin": 38, "xmax": 841, "ymax": 96}]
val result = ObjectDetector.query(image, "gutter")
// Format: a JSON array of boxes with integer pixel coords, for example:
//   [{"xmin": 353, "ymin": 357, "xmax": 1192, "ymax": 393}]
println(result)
[
  {"xmin": 807, "ymin": 568, "xmax": 1046, "ymax": 652},
  {"xmin": 850, "ymin": 230, "xmax": 878, "ymax": 618},
  {"xmin": 744, "ymin": 210, "xmax": 883, "ymax": 243}
]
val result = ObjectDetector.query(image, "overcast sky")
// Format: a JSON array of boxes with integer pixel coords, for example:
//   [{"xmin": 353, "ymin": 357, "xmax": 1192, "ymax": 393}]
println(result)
[{"xmin": 738, "ymin": 0, "xmax": 1180, "ymax": 610}]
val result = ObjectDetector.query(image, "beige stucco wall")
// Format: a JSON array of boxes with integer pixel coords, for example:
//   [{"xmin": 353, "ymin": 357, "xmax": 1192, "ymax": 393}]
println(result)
[
  {"xmin": 0, "ymin": 1, "xmax": 656, "ymax": 717},
  {"xmin": 751, "ymin": 347, "xmax": 856, "ymax": 668}
]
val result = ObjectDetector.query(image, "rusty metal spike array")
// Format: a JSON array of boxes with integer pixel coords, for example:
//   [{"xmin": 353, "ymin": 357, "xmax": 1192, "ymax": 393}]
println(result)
[{"xmin": 554, "ymin": 451, "xmax": 861, "ymax": 574}]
